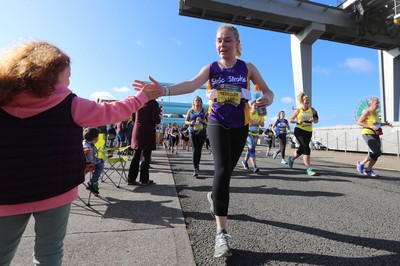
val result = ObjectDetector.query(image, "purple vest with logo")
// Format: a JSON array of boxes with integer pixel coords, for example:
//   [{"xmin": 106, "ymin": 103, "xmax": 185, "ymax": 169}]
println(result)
[{"xmin": 207, "ymin": 59, "xmax": 249, "ymax": 128}]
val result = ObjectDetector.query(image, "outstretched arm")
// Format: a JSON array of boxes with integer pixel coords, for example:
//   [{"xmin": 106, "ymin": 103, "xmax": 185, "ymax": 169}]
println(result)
[{"xmin": 133, "ymin": 65, "xmax": 210, "ymax": 97}]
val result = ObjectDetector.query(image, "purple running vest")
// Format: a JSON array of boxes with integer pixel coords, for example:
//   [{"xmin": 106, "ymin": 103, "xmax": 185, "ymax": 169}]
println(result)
[{"xmin": 207, "ymin": 59, "xmax": 250, "ymax": 128}]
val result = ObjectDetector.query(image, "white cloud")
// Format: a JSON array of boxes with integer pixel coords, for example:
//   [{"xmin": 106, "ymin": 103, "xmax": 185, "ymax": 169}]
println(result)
[
  {"xmin": 281, "ymin": 96, "xmax": 294, "ymax": 104},
  {"xmin": 113, "ymin": 86, "xmax": 130, "ymax": 93},
  {"xmin": 312, "ymin": 65, "xmax": 330, "ymax": 75},
  {"xmin": 341, "ymin": 57, "xmax": 373, "ymax": 73},
  {"xmin": 90, "ymin": 91, "xmax": 116, "ymax": 100}
]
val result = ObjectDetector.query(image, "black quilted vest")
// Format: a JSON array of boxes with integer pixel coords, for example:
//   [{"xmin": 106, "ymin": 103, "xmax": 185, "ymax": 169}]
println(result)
[{"xmin": 0, "ymin": 93, "xmax": 85, "ymax": 204}]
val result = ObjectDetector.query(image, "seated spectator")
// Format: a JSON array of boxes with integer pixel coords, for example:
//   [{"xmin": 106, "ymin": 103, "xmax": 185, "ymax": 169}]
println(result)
[{"xmin": 82, "ymin": 127, "xmax": 105, "ymax": 195}]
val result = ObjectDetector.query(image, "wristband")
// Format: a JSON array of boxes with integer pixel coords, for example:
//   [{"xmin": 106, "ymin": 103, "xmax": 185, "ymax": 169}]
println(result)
[{"xmin": 164, "ymin": 86, "xmax": 170, "ymax": 96}]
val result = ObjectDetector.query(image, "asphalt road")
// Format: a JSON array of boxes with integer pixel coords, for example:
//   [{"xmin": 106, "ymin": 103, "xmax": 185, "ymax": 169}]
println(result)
[{"xmin": 167, "ymin": 146, "xmax": 400, "ymax": 266}]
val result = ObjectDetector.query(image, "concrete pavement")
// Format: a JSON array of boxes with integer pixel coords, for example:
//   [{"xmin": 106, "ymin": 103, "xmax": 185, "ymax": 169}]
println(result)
[
  {"xmin": 308, "ymin": 149, "xmax": 399, "ymax": 172},
  {"xmin": 11, "ymin": 149, "xmax": 195, "ymax": 266}
]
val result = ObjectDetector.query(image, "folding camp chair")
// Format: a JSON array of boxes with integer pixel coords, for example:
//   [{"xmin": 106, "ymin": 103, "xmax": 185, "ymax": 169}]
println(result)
[
  {"xmin": 99, "ymin": 146, "xmax": 131, "ymax": 188},
  {"xmin": 95, "ymin": 133, "xmax": 107, "ymax": 160},
  {"xmin": 83, "ymin": 148, "xmax": 97, "ymax": 206}
]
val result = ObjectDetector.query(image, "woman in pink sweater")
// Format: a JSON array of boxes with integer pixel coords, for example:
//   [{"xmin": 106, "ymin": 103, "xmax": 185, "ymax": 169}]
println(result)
[{"xmin": 0, "ymin": 41, "xmax": 163, "ymax": 265}]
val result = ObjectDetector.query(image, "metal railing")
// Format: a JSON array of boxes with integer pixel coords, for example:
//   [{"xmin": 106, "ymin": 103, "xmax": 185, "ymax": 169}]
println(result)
[{"xmin": 313, "ymin": 123, "xmax": 400, "ymax": 158}]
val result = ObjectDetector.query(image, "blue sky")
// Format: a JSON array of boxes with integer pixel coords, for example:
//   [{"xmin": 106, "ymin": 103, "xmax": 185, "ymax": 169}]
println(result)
[{"xmin": 1, "ymin": 0, "xmax": 382, "ymax": 127}]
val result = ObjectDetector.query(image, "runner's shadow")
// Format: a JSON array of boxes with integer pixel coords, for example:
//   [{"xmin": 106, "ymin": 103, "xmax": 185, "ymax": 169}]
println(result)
[
  {"xmin": 223, "ymin": 249, "xmax": 400, "ymax": 266},
  {"xmin": 230, "ymin": 214, "xmax": 400, "ymax": 254},
  {"xmin": 176, "ymin": 184, "xmax": 345, "ymax": 198},
  {"xmin": 102, "ymin": 197, "xmax": 184, "ymax": 228}
]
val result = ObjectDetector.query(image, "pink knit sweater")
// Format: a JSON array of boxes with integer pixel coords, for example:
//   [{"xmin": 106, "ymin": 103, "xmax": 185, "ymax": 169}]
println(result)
[{"xmin": 0, "ymin": 84, "xmax": 148, "ymax": 216}]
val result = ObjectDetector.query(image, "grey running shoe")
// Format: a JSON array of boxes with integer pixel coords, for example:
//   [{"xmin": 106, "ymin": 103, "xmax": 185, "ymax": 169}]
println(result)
[
  {"xmin": 272, "ymin": 153, "xmax": 277, "ymax": 159},
  {"xmin": 242, "ymin": 160, "xmax": 249, "ymax": 170},
  {"xmin": 207, "ymin": 192, "xmax": 215, "ymax": 217},
  {"xmin": 288, "ymin": 156, "xmax": 294, "ymax": 168},
  {"xmin": 253, "ymin": 166, "xmax": 260, "ymax": 173},
  {"xmin": 214, "ymin": 229, "xmax": 232, "ymax": 257}
]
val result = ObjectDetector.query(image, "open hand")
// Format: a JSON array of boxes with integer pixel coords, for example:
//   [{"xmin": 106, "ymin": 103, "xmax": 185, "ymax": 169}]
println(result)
[{"xmin": 132, "ymin": 76, "xmax": 164, "ymax": 100}]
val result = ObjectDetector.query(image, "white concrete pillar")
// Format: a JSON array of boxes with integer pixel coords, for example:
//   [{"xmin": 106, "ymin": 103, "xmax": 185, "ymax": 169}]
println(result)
[
  {"xmin": 379, "ymin": 49, "xmax": 400, "ymax": 122},
  {"xmin": 291, "ymin": 22, "xmax": 325, "ymax": 107}
]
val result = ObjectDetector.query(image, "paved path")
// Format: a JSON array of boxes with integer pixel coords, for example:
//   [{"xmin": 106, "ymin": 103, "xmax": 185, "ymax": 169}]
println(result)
[{"xmin": 168, "ymin": 145, "xmax": 400, "ymax": 266}]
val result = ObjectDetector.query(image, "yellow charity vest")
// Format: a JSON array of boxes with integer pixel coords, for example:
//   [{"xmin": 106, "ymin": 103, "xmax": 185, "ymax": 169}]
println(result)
[
  {"xmin": 248, "ymin": 112, "xmax": 264, "ymax": 136},
  {"xmin": 361, "ymin": 110, "xmax": 381, "ymax": 135},
  {"xmin": 295, "ymin": 107, "xmax": 313, "ymax": 132}
]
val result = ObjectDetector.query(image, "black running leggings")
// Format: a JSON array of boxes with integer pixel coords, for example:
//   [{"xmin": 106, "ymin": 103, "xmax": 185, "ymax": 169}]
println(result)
[
  {"xmin": 189, "ymin": 133, "xmax": 206, "ymax": 169},
  {"xmin": 208, "ymin": 121, "xmax": 248, "ymax": 216},
  {"xmin": 294, "ymin": 127, "xmax": 312, "ymax": 156},
  {"xmin": 275, "ymin": 133, "xmax": 287, "ymax": 158}
]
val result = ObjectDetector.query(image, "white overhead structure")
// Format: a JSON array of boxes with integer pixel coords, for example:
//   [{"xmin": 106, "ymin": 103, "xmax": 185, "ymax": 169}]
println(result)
[
  {"xmin": 291, "ymin": 22, "xmax": 325, "ymax": 107},
  {"xmin": 179, "ymin": 0, "xmax": 400, "ymax": 122},
  {"xmin": 379, "ymin": 48, "xmax": 400, "ymax": 122}
]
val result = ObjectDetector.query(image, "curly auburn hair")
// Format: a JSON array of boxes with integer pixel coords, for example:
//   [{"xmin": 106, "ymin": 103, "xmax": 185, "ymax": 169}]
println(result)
[{"xmin": 0, "ymin": 41, "xmax": 70, "ymax": 105}]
